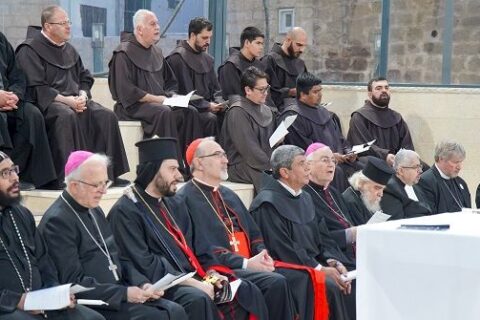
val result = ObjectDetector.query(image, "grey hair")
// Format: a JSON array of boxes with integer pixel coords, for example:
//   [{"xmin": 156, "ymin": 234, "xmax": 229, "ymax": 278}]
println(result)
[
  {"xmin": 41, "ymin": 5, "xmax": 61, "ymax": 27},
  {"xmin": 271, "ymin": 145, "xmax": 304, "ymax": 179},
  {"xmin": 434, "ymin": 140, "xmax": 466, "ymax": 162},
  {"xmin": 65, "ymin": 154, "xmax": 110, "ymax": 184},
  {"xmin": 348, "ymin": 171, "xmax": 372, "ymax": 191},
  {"xmin": 190, "ymin": 136, "xmax": 216, "ymax": 173},
  {"xmin": 133, "ymin": 9, "xmax": 154, "ymax": 34},
  {"xmin": 393, "ymin": 149, "xmax": 419, "ymax": 171}
]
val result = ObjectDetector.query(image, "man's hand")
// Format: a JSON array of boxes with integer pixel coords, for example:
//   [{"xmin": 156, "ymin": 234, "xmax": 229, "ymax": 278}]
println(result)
[
  {"xmin": 288, "ymin": 88, "xmax": 297, "ymax": 97},
  {"xmin": 142, "ymin": 283, "xmax": 164, "ymax": 300},
  {"xmin": 322, "ymin": 267, "xmax": 351, "ymax": 294},
  {"xmin": 155, "ymin": 95, "xmax": 166, "ymax": 105},
  {"xmin": 386, "ymin": 153, "xmax": 395, "ymax": 166},
  {"xmin": 208, "ymin": 102, "xmax": 225, "ymax": 113},
  {"xmin": 344, "ymin": 152, "xmax": 357, "ymax": 163},
  {"xmin": 183, "ymin": 278, "xmax": 215, "ymax": 300},
  {"xmin": 247, "ymin": 249, "xmax": 275, "ymax": 272},
  {"xmin": 206, "ymin": 270, "xmax": 229, "ymax": 289},
  {"xmin": 127, "ymin": 286, "xmax": 151, "ymax": 304},
  {"xmin": 0, "ymin": 90, "xmax": 18, "ymax": 110}
]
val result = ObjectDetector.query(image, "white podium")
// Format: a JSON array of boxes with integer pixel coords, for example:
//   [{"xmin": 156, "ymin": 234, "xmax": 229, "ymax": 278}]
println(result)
[{"xmin": 357, "ymin": 212, "xmax": 480, "ymax": 320}]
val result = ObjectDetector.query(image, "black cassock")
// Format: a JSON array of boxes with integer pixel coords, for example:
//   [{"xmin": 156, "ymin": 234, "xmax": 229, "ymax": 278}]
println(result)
[
  {"xmin": 38, "ymin": 191, "xmax": 186, "ymax": 320},
  {"xmin": 220, "ymin": 97, "xmax": 275, "ymax": 193},
  {"xmin": 166, "ymin": 40, "xmax": 222, "ymax": 137},
  {"xmin": 0, "ymin": 204, "xmax": 103, "ymax": 319},
  {"xmin": 250, "ymin": 176, "xmax": 355, "ymax": 320},
  {"xmin": 417, "ymin": 165, "xmax": 471, "ymax": 214},
  {"xmin": 178, "ymin": 179, "xmax": 299, "ymax": 320},
  {"xmin": 347, "ymin": 101, "xmax": 414, "ymax": 160},
  {"xmin": 0, "ymin": 32, "xmax": 56, "ymax": 187},
  {"xmin": 380, "ymin": 175, "xmax": 432, "ymax": 219},
  {"xmin": 108, "ymin": 186, "xmax": 268, "ymax": 320},
  {"xmin": 341, "ymin": 187, "xmax": 374, "ymax": 226},
  {"xmin": 304, "ymin": 182, "xmax": 358, "ymax": 265},
  {"xmin": 261, "ymin": 43, "xmax": 307, "ymax": 111},
  {"xmin": 109, "ymin": 33, "xmax": 202, "ymax": 164},
  {"xmin": 15, "ymin": 31, "xmax": 128, "ymax": 185}
]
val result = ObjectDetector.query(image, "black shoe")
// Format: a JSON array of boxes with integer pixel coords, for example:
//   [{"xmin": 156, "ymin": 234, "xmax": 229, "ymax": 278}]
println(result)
[
  {"xmin": 113, "ymin": 178, "xmax": 130, "ymax": 187},
  {"xmin": 20, "ymin": 182, "xmax": 35, "ymax": 191}
]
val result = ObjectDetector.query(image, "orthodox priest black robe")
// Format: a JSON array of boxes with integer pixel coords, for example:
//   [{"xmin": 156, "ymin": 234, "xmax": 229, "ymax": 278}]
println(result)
[
  {"xmin": 417, "ymin": 165, "xmax": 471, "ymax": 214},
  {"xmin": 281, "ymin": 100, "xmax": 363, "ymax": 191},
  {"xmin": 380, "ymin": 175, "xmax": 432, "ymax": 219},
  {"xmin": 0, "ymin": 204, "xmax": 104, "ymax": 319},
  {"xmin": 341, "ymin": 187, "xmax": 375, "ymax": 226},
  {"xmin": 15, "ymin": 31, "xmax": 128, "ymax": 185},
  {"xmin": 304, "ymin": 182, "xmax": 358, "ymax": 264},
  {"xmin": 261, "ymin": 43, "xmax": 307, "ymax": 111},
  {"xmin": 166, "ymin": 40, "xmax": 222, "ymax": 136},
  {"xmin": 250, "ymin": 175, "xmax": 354, "ymax": 320},
  {"xmin": 220, "ymin": 96, "xmax": 275, "ymax": 193},
  {"xmin": 178, "ymin": 179, "xmax": 300, "ymax": 320},
  {"xmin": 38, "ymin": 191, "xmax": 185, "ymax": 320},
  {"xmin": 347, "ymin": 101, "xmax": 414, "ymax": 160},
  {"xmin": 108, "ymin": 185, "xmax": 267, "ymax": 320},
  {"xmin": 0, "ymin": 32, "xmax": 56, "ymax": 187},
  {"xmin": 109, "ymin": 33, "xmax": 202, "ymax": 165}
]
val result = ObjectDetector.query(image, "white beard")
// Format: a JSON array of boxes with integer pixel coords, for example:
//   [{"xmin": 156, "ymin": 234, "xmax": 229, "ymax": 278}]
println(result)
[
  {"xmin": 220, "ymin": 169, "xmax": 229, "ymax": 181},
  {"xmin": 361, "ymin": 192, "xmax": 381, "ymax": 213}
]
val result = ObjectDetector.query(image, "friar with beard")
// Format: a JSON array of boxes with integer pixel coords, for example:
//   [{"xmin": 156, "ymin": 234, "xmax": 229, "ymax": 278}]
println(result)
[
  {"xmin": 347, "ymin": 77, "xmax": 415, "ymax": 167},
  {"xmin": 108, "ymin": 137, "xmax": 269, "ymax": 320},
  {"xmin": 342, "ymin": 156, "xmax": 394, "ymax": 226},
  {"xmin": 0, "ymin": 151, "xmax": 104, "ymax": 320},
  {"xmin": 262, "ymin": 27, "xmax": 307, "ymax": 111}
]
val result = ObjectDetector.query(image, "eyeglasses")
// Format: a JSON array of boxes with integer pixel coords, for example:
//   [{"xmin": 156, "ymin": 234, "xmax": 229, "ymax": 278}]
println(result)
[
  {"xmin": 252, "ymin": 85, "xmax": 270, "ymax": 94},
  {"xmin": 317, "ymin": 157, "xmax": 338, "ymax": 165},
  {"xmin": 0, "ymin": 165, "xmax": 19, "ymax": 180},
  {"xmin": 401, "ymin": 164, "xmax": 423, "ymax": 171},
  {"xmin": 47, "ymin": 20, "xmax": 72, "ymax": 26},
  {"xmin": 76, "ymin": 179, "xmax": 112, "ymax": 190},
  {"xmin": 198, "ymin": 151, "xmax": 227, "ymax": 160}
]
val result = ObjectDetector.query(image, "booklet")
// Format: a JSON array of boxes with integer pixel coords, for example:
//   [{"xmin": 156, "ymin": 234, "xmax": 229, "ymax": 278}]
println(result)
[
  {"xmin": 77, "ymin": 299, "xmax": 108, "ymax": 306},
  {"xmin": 24, "ymin": 284, "xmax": 93, "ymax": 311},
  {"xmin": 269, "ymin": 114, "xmax": 297, "ymax": 147},
  {"xmin": 215, "ymin": 279, "xmax": 242, "ymax": 304},
  {"xmin": 163, "ymin": 91, "xmax": 195, "ymax": 108},
  {"xmin": 152, "ymin": 272, "xmax": 196, "ymax": 291},
  {"xmin": 367, "ymin": 210, "xmax": 391, "ymax": 224},
  {"xmin": 350, "ymin": 139, "xmax": 376, "ymax": 155},
  {"xmin": 340, "ymin": 270, "xmax": 357, "ymax": 282}
]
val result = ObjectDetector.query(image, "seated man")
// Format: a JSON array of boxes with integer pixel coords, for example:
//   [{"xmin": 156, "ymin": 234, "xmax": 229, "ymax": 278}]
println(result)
[
  {"xmin": 251, "ymin": 145, "xmax": 355, "ymax": 320},
  {"xmin": 304, "ymin": 143, "xmax": 358, "ymax": 262},
  {"xmin": 108, "ymin": 137, "xmax": 268, "ymax": 320},
  {"xmin": 220, "ymin": 66, "xmax": 275, "ymax": 193},
  {"xmin": 0, "ymin": 151, "xmax": 103, "ymax": 320},
  {"xmin": 380, "ymin": 149, "xmax": 431, "ymax": 219},
  {"xmin": 281, "ymin": 72, "xmax": 361, "ymax": 191},
  {"xmin": 16, "ymin": 5, "xmax": 129, "ymax": 188},
  {"xmin": 417, "ymin": 140, "xmax": 470, "ymax": 214},
  {"xmin": 109, "ymin": 9, "xmax": 201, "ymax": 167},
  {"xmin": 342, "ymin": 157, "xmax": 394, "ymax": 226},
  {"xmin": 39, "ymin": 151, "xmax": 187, "ymax": 319}
]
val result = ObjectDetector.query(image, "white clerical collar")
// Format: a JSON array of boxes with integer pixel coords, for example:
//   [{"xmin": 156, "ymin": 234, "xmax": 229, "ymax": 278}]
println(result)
[
  {"xmin": 41, "ymin": 30, "xmax": 66, "ymax": 47},
  {"xmin": 278, "ymin": 180, "xmax": 302, "ymax": 197},
  {"xmin": 193, "ymin": 177, "xmax": 220, "ymax": 192},
  {"xmin": 404, "ymin": 185, "xmax": 419, "ymax": 201},
  {"xmin": 435, "ymin": 163, "xmax": 451, "ymax": 180}
]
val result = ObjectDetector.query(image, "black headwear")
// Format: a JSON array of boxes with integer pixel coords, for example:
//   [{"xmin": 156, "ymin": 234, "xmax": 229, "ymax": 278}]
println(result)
[{"xmin": 362, "ymin": 156, "xmax": 394, "ymax": 185}]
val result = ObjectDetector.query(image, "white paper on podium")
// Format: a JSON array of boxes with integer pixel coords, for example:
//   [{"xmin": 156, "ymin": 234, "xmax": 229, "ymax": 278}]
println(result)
[
  {"xmin": 163, "ymin": 91, "xmax": 195, "ymax": 108},
  {"xmin": 367, "ymin": 211, "xmax": 391, "ymax": 224},
  {"xmin": 77, "ymin": 299, "xmax": 109, "ymax": 306},
  {"xmin": 340, "ymin": 270, "xmax": 357, "ymax": 282},
  {"xmin": 269, "ymin": 114, "xmax": 297, "ymax": 147},
  {"xmin": 217, "ymin": 279, "xmax": 242, "ymax": 304},
  {"xmin": 350, "ymin": 139, "xmax": 376, "ymax": 154},
  {"xmin": 152, "ymin": 271, "xmax": 196, "ymax": 291}
]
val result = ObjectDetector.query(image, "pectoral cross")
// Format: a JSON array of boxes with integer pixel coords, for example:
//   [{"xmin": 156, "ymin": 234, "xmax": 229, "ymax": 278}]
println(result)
[
  {"xmin": 109, "ymin": 260, "xmax": 120, "ymax": 281},
  {"xmin": 230, "ymin": 235, "xmax": 240, "ymax": 252}
]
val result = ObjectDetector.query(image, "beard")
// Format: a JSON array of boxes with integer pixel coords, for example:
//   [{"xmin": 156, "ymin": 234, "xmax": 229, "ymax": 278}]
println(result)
[
  {"xmin": 155, "ymin": 177, "xmax": 180, "ymax": 197},
  {"xmin": 194, "ymin": 42, "xmax": 208, "ymax": 52},
  {"xmin": 360, "ymin": 192, "xmax": 381, "ymax": 213},
  {"xmin": 371, "ymin": 93, "xmax": 390, "ymax": 107},
  {"xmin": 220, "ymin": 169, "xmax": 229, "ymax": 181},
  {"xmin": 287, "ymin": 43, "xmax": 301, "ymax": 58},
  {"xmin": 0, "ymin": 186, "xmax": 21, "ymax": 208}
]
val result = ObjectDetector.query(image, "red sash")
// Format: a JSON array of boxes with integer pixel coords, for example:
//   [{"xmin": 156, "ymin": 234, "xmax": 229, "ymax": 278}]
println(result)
[{"xmin": 274, "ymin": 261, "xmax": 329, "ymax": 320}]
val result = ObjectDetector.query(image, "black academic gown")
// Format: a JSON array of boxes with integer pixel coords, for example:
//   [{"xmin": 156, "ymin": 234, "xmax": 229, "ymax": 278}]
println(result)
[
  {"xmin": 341, "ymin": 187, "xmax": 373, "ymax": 226},
  {"xmin": 304, "ymin": 182, "xmax": 357, "ymax": 264},
  {"xmin": 166, "ymin": 40, "xmax": 222, "ymax": 136},
  {"xmin": 108, "ymin": 186, "xmax": 267, "ymax": 320},
  {"xmin": 417, "ymin": 165, "xmax": 471, "ymax": 214},
  {"xmin": 0, "ymin": 32, "xmax": 56, "ymax": 187},
  {"xmin": 38, "ymin": 191, "xmax": 185, "ymax": 320},
  {"xmin": 380, "ymin": 175, "xmax": 432, "ymax": 219},
  {"xmin": 15, "ymin": 31, "xmax": 128, "ymax": 185},
  {"xmin": 0, "ymin": 204, "xmax": 104, "ymax": 320},
  {"xmin": 220, "ymin": 96, "xmax": 275, "ymax": 193},
  {"xmin": 347, "ymin": 101, "xmax": 414, "ymax": 160},
  {"xmin": 261, "ymin": 43, "xmax": 307, "ymax": 111},
  {"xmin": 109, "ymin": 33, "xmax": 202, "ymax": 164},
  {"xmin": 178, "ymin": 179, "xmax": 298, "ymax": 320},
  {"xmin": 250, "ymin": 176, "xmax": 354, "ymax": 320}
]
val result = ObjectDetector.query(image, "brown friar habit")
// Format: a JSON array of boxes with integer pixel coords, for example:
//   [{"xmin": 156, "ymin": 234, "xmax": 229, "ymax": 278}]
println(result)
[
  {"xmin": 347, "ymin": 101, "xmax": 414, "ymax": 160},
  {"xmin": 166, "ymin": 40, "xmax": 222, "ymax": 137},
  {"xmin": 220, "ymin": 96, "xmax": 275, "ymax": 193},
  {"xmin": 15, "ymin": 30, "xmax": 128, "ymax": 185},
  {"xmin": 262, "ymin": 43, "xmax": 307, "ymax": 111},
  {"xmin": 109, "ymin": 33, "xmax": 202, "ymax": 163}
]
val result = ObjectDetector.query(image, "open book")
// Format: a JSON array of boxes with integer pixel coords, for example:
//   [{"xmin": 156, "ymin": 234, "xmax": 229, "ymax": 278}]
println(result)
[
  {"xmin": 350, "ymin": 139, "xmax": 376, "ymax": 155},
  {"xmin": 163, "ymin": 91, "xmax": 195, "ymax": 108},
  {"xmin": 269, "ymin": 114, "xmax": 298, "ymax": 147},
  {"xmin": 24, "ymin": 284, "xmax": 99, "ymax": 311},
  {"xmin": 152, "ymin": 272, "xmax": 196, "ymax": 291}
]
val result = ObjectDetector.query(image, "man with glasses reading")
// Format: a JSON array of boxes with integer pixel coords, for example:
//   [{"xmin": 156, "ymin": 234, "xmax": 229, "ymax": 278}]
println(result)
[
  {"xmin": 16, "ymin": 5, "xmax": 129, "ymax": 189},
  {"xmin": 219, "ymin": 66, "xmax": 276, "ymax": 193}
]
